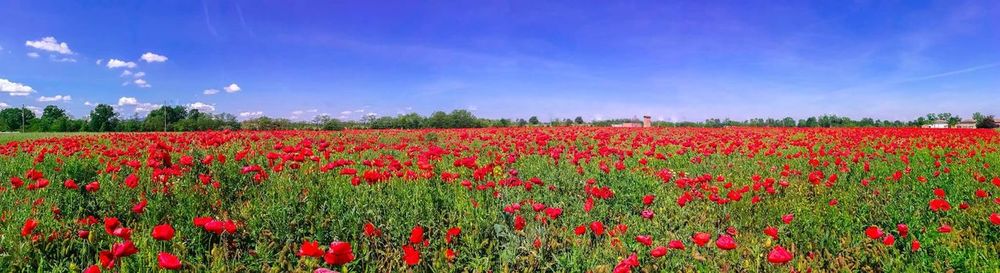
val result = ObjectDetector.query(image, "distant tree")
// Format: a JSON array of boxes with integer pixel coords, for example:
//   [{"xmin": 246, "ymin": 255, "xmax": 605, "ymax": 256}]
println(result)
[
  {"xmin": 978, "ymin": 115, "xmax": 998, "ymax": 129},
  {"xmin": 41, "ymin": 105, "xmax": 67, "ymax": 120},
  {"xmin": 313, "ymin": 115, "xmax": 345, "ymax": 131},
  {"xmin": 528, "ymin": 116, "xmax": 540, "ymax": 125},
  {"xmin": 397, "ymin": 113, "xmax": 424, "ymax": 129},
  {"xmin": 781, "ymin": 117, "xmax": 796, "ymax": 127},
  {"xmin": 973, "ymin": 112, "xmax": 986, "ymax": 124},
  {"xmin": 448, "ymin": 109, "xmax": 480, "ymax": 128},
  {"xmin": 88, "ymin": 104, "xmax": 119, "ymax": 132},
  {"xmin": 144, "ymin": 106, "xmax": 188, "ymax": 131},
  {"xmin": 427, "ymin": 111, "xmax": 450, "ymax": 128},
  {"xmin": 516, "ymin": 118, "xmax": 528, "ymax": 127},
  {"xmin": 0, "ymin": 107, "xmax": 37, "ymax": 131},
  {"xmin": 574, "ymin": 116, "xmax": 585, "ymax": 124}
]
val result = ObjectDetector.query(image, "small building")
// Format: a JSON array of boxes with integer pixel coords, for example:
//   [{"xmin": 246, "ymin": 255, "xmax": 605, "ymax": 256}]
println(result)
[
  {"xmin": 612, "ymin": 122, "xmax": 642, "ymax": 128},
  {"xmin": 954, "ymin": 119, "xmax": 977, "ymax": 129},
  {"xmin": 922, "ymin": 120, "xmax": 948, "ymax": 129},
  {"xmin": 612, "ymin": 115, "xmax": 654, "ymax": 128}
]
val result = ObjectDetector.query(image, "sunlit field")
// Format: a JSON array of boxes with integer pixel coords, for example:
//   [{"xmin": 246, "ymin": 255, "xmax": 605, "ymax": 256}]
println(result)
[{"xmin": 2, "ymin": 127, "xmax": 999, "ymax": 272}]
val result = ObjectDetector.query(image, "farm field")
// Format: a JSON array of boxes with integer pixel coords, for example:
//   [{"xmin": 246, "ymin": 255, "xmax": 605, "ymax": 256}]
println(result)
[{"xmin": 1, "ymin": 127, "xmax": 999, "ymax": 272}]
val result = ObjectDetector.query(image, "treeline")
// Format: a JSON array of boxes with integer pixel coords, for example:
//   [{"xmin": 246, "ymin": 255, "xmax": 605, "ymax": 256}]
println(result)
[
  {"xmin": 1, "ymin": 104, "xmax": 997, "ymax": 133},
  {"xmin": 593, "ymin": 113, "xmax": 998, "ymax": 129}
]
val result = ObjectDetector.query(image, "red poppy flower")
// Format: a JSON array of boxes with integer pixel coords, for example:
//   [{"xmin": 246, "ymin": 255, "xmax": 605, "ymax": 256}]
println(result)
[
  {"xmin": 896, "ymin": 224, "xmax": 908, "ymax": 237},
  {"xmin": 929, "ymin": 198, "xmax": 951, "ymax": 212},
  {"xmin": 692, "ymin": 232, "xmax": 711, "ymax": 246},
  {"xmin": 324, "ymin": 241, "xmax": 355, "ymax": 266},
  {"xmin": 882, "ymin": 234, "xmax": 895, "ymax": 245},
  {"xmin": 937, "ymin": 224, "xmax": 952, "ymax": 233},
  {"xmin": 650, "ymin": 246, "xmax": 667, "ymax": 258},
  {"xmin": 514, "ymin": 215, "xmax": 526, "ymax": 231},
  {"xmin": 991, "ymin": 213, "xmax": 1000, "ymax": 225},
  {"xmin": 642, "ymin": 194, "xmax": 655, "ymax": 206},
  {"xmin": 298, "ymin": 240, "xmax": 324, "ymax": 257},
  {"xmin": 715, "ymin": 234, "xmax": 737, "ymax": 250},
  {"xmin": 635, "ymin": 235, "xmax": 652, "ymax": 246},
  {"xmin": 131, "ymin": 199, "xmax": 147, "ymax": 214},
  {"xmin": 668, "ymin": 240, "xmax": 685, "ymax": 250},
  {"xmin": 613, "ymin": 253, "xmax": 639, "ymax": 273},
  {"xmin": 363, "ymin": 222, "xmax": 382, "ymax": 237},
  {"xmin": 763, "ymin": 226, "xmax": 779, "ymax": 240},
  {"xmin": 444, "ymin": 248, "xmax": 456, "ymax": 262},
  {"xmin": 85, "ymin": 181, "xmax": 100, "ymax": 192},
  {"xmin": 83, "ymin": 265, "xmax": 101, "ymax": 273},
  {"xmin": 402, "ymin": 245, "xmax": 420, "ymax": 266},
  {"xmin": 157, "ymin": 252, "xmax": 182, "ymax": 270},
  {"xmin": 151, "ymin": 224, "xmax": 175, "ymax": 241},
  {"xmin": 544, "ymin": 207, "xmax": 563, "ymax": 219},
  {"xmin": 865, "ymin": 226, "xmax": 883, "ymax": 239},
  {"xmin": 409, "ymin": 225, "xmax": 424, "ymax": 244},
  {"xmin": 911, "ymin": 239, "xmax": 921, "ymax": 251},
  {"xmin": 767, "ymin": 246, "xmax": 793, "ymax": 264},
  {"xmin": 103, "ymin": 217, "xmax": 120, "ymax": 235},
  {"xmin": 781, "ymin": 214, "xmax": 794, "ymax": 225},
  {"xmin": 111, "ymin": 240, "xmax": 138, "ymax": 258},
  {"xmin": 21, "ymin": 218, "xmax": 38, "ymax": 237},
  {"xmin": 124, "ymin": 173, "xmax": 139, "ymax": 188},
  {"xmin": 640, "ymin": 209, "xmax": 655, "ymax": 219},
  {"xmin": 590, "ymin": 221, "xmax": 605, "ymax": 236},
  {"xmin": 63, "ymin": 179, "xmax": 78, "ymax": 189},
  {"xmin": 445, "ymin": 227, "xmax": 461, "ymax": 244},
  {"xmin": 99, "ymin": 250, "xmax": 115, "ymax": 268},
  {"xmin": 204, "ymin": 220, "xmax": 225, "ymax": 234}
]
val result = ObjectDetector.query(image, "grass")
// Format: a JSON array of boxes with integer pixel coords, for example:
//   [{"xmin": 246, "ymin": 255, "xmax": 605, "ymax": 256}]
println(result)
[{"xmin": 0, "ymin": 132, "xmax": 103, "ymax": 144}]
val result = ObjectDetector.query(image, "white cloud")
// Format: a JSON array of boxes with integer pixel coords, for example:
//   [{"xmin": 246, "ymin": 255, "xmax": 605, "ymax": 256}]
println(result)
[
  {"xmin": 0, "ymin": 78, "xmax": 35, "ymax": 96},
  {"xmin": 117, "ymin": 97, "xmax": 160, "ymax": 112},
  {"xmin": 25, "ymin": 37, "xmax": 73, "ymax": 55},
  {"xmin": 133, "ymin": 72, "xmax": 145, "ymax": 78},
  {"xmin": 117, "ymin": 97, "xmax": 138, "ymax": 106},
  {"xmin": 26, "ymin": 52, "xmax": 40, "ymax": 58},
  {"xmin": 120, "ymin": 70, "xmax": 133, "ymax": 77},
  {"xmin": 203, "ymin": 89, "xmax": 220, "ymax": 95},
  {"xmin": 106, "ymin": 59, "xmax": 137, "ymax": 69},
  {"xmin": 96, "ymin": 59, "xmax": 104, "ymax": 65},
  {"xmin": 84, "ymin": 101, "xmax": 96, "ymax": 106},
  {"xmin": 134, "ymin": 78, "xmax": 150, "ymax": 88},
  {"xmin": 25, "ymin": 106, "xmax": 42, "ymax": 115},
  {"xmin": 134, "ymin": 103, "xmax": 161, "ymax": 113},
  {"xmin": 224, "ymin": 83, "xmax": 241, "ymax": 93},
  {"xmin": 239, "ymin": 111, "xmax": 263, "ymax": 117},
  {"xmin": 340, "ymin": 110, "xmax": 352, "ymax": 115},
  {"xmin": 37, "ymin": 95, "xmax": 72, "ymax": 102},
  {"xmin": 187, "ymin": 102, "xmax": 215, "ymax": 112},
  {"xmin": 50, "ymin": 56, "xmax": 76, "ymax": 62},
  {"xmin": 291, "ymin": 110, "xmax": 304, "ymax": 115},
  {"xmin": 0, "ymin": 102, "xmax": 9, "ymax": 108},
  {"xmin": 140, "ymin": 52, "xmax": 168, "ymax": 63}
]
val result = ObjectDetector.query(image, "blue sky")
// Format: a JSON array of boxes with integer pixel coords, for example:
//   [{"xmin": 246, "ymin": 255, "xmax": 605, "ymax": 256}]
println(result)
[{"xmin": 1, "ymin": 1, "xmax": 998, "ymax": 122}]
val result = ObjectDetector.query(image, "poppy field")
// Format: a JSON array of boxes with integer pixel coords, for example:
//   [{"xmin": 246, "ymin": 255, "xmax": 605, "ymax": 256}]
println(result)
[{"xmin": 1, "ymin": 127, "xmax": 999, "ymax": 272}]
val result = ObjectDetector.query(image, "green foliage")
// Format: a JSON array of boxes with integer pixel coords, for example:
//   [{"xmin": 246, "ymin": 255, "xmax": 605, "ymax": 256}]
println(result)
[
  {"xmin": 88, "ymin": 104, "xmax": 119, "ymax": 132},
  {"xmin": 978, "ymin": 115, "xmax": 998, "ymax": 129},
  {"xmin": 0, "ymin": 107, "xmax": 37, "ymax": 131}
]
